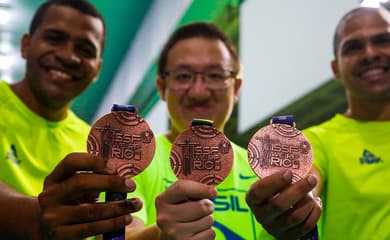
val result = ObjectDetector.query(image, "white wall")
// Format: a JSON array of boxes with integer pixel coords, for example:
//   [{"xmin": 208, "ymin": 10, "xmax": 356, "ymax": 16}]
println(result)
[{"xmin": 239, "ymin": 0, "xmax": 358, "ymax": 132}]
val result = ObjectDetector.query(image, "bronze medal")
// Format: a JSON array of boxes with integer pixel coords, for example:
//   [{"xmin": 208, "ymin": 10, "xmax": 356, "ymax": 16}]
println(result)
[
  {"xmin": 248, "ymin": 116, "xmax": 313, "ymax": 182},
  {"xmin": 170, "ymin": 119, "xmax": 234, "ymax": 186},
  {"xmin": 88, "ymin": 104, "xmax": 155, "ymax": 240},
  {"xmin": 87, "ymin": 104, "xmax": 155, "ymax": 178}
]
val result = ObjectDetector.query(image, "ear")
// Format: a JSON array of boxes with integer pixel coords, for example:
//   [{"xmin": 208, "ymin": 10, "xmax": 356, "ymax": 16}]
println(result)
[
  {"xmin": 233, "ymin": 77, "xmax": 242, "ymax": 103},
  {"xmin": 331, "ymin": 59, "xmax": 341, "ymax": 81},
  {"xmin": 156, "ymin": 76, "xmax": 167, "ymax": 101},
  {"xmin": 21, "ymin": 34, "xmax": 30, "ymax": 59}
]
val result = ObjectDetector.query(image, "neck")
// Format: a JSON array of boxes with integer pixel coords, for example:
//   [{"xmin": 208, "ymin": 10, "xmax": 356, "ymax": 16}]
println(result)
[
  {"xmin": 11, "ymin": 81, "xmax": 69, "ymax": 121},
  {"xmin": 345, "ymin": 96, "xmax": 390, "ymax": 121},
  {"xmin": 165, "ymin": 129, "xmax": 180, "ymax": 143}
]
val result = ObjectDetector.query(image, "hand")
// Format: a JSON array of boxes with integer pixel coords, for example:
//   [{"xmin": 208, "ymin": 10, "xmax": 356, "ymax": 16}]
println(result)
[
  {"xmin": 246, "ymin": 170, "xmax": 322, "ymax": 240},
  {"xmin": 155, "ymin": 180, "xmax": 217, "ymax": 240},
  {"xmin": 37, "ymin": 153, "xmax": 143, "ymax": 240}
]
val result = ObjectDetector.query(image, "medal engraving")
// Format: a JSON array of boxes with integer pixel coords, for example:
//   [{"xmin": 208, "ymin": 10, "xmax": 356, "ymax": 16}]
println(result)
[
  {"xmin": 248, "ymin": 123, "xmax": 312, "ymax": 182},
  {"xmin": 88, "ymin": 109, "xmax": 155, "ymax": 177},
  {"xmin": 171, "ymin": 123, "xmax": 233, "ymax": 186}
]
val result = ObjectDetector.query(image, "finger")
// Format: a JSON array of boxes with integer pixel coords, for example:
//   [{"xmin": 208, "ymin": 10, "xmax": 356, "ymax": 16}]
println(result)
[
  {"xmin": 246, "ymin": 170, "xmax": 293, "ymax": 206},
  {"xmin": 45, "ymin": 153, "xmax": 112, "ymax": 185},
  {"xmin": 268, "ymin": 195, "xmax": 315, "ymax": 232},
  {"xmin": 50, "ymin": 214, "xmax": 133, "ymax": 240},
  {"xmin": 159, "ymin": 180, "xmax": 217, "ymax": 204},
  {"xmin": 160, "ymin": 215, "xmax": 214, "ymax": 240},
  {"xmin": 186, "ymin": 216, "xmax": 215, "ymax": 240},
  {"xmin": 264, "ymin": 175, "xmax": 317, "ymax": 217},
  {"xmin": 156, "ymin": 198, "xmax": 214, "ymax": 223},
  {"xmin": 39, "ymin": 174, "xmax": 136, "ymax": 206},
  {"xmin": 42, "ymin": 198, "xmax": 142, "ymax": 226},
  {"xmin": 189, "ymin": 227, "xmax": 216, "ymax": 240},
  {"xmin": 280, "ymin": 199, "xmax": 321, "ymax": 240}
]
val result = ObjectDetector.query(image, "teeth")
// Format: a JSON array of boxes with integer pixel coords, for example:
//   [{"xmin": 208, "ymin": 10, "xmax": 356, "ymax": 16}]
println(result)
[
  {"xmin": 361, "ymin": 68, "xmax": 384, "ymax": 78},
  {"xmin": 49, "ymin": 69, "xmax": 71, "ymax": 79}
]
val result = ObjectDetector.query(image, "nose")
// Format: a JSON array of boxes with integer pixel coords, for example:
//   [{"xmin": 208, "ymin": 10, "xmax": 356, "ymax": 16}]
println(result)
[
  {"xmin": 55, "ymin": 42, "xmax": 81, "ymax": 67},
  {"xmin": 362, "ymin": 43, "xmax": 380, "ymax": 64},
  {"xmin": 187, "ymin": 73, "xmax": 210, "ymax": 96}
]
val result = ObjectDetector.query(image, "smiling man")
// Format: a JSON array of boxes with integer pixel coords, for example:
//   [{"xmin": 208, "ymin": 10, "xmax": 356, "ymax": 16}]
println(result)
[
  {"xmin": 245, "ymin": 6, "xmax": 390, "ymax": 240},
  {"xmin": 0, "ymin": 0, "xmax": 104, "ymax": 196}
]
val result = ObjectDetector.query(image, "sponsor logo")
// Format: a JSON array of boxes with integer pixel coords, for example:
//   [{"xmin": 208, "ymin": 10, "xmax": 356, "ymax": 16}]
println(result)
[
  {"xmin": 5, "ymin": 144, "xmax": 21, "ymax": 165},
  {"xmin": 360, "ymin": 149, "xmax": 382, "ymax": 164}
]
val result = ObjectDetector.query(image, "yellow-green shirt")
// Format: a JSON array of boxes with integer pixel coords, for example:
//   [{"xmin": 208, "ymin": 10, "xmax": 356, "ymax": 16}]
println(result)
[
  {"xmin": 303, "ymin": 114, "xmax": 390, "ymax": 240},
  {"xmin": 0, "ymin": 81, "xmax": 90, "ymax": 196}
]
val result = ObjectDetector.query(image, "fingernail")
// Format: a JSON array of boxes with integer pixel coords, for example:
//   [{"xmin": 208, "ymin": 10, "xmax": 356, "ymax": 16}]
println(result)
[
  {"xmin": 125, "ymin": 214, "xmax": 132, "ymax": 225},
  {"xmin": 282, "ymin": 170, "xmax": 292, "ymax": 182},
  {"xmin": 307, "ymin": 175, "xmax": 317, "ymax": 187},
  {"xmin": 106, "ymin": 160, "xmax": 116, "ymax": 174},
  {"xmin": 125, "ymin": 177, "xmax": 135, "ymax": 190},
  {"xmin": 210, "ymin": 188, "xmax": 218, "ymax": 197},
  {"xmin": 124, "ymin": 199, "xmax": 141, "ymax": 211},
  {"xmin": 316, "ymin": 197, "xmax": 323, "ymax": 208}
]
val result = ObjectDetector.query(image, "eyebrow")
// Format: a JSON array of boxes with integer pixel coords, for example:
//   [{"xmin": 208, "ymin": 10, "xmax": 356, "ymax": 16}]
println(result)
[
  {"xmin": 42, "ymin": 28, "xmax": 98, "ymax": 52},
  {"xmin": 172, "ymin": 64, "xmax": 229, "ymax": 70}
]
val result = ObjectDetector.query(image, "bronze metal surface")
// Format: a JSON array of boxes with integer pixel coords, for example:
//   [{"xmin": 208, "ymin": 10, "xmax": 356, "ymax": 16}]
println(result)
[
  {"xmin": 87, "ymin": 110, "xmax": 155, "ymax": 177},
  {"xmin": 248, "ymin": 123, "xmax": 313, "ymax": 182},
  {"xmin": 170, "ymin": 124, "xmax": 234, "ymax": 186}
]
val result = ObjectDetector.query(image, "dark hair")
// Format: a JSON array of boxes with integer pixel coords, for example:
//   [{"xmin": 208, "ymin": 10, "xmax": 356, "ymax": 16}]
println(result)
[
  {"xmin": 29, "ymin": 0, "xmax": 106, "ymax": 49},
  {"xmin": 333, "ymin": 7, "xmax": 386, "ymax": 58},
  {"xmin": 157, "ymin": 22, "xmax": 240, "ymax": 77}
]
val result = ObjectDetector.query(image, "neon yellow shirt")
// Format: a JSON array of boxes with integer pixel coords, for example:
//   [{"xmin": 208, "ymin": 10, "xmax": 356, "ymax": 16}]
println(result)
[
  {"xmin": 303, "ymin": 114, "xmax": 390, "ymax": 240},
  {"xmin": 0, "ymin": 81, "xmax": 91, "ymax": 196},
  {"xmin": 132, "ymin": 134, "xmax": 271, "ymax": 239}
]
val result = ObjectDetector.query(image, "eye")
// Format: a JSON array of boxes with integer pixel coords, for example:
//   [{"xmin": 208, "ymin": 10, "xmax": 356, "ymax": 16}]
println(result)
[
  {"xmin": 173, "ymin": 71, "xmax": 193, "ymax": 82},
  {"xmin": 43, "ymin": 32, "xmax": 64, "ymax": 45},
  {"xmin": 372, "ymin": 34, "xmax": 390, "ymax": 46},
  {"xmin": 341, "ymin": 40, "xmax": 363, "ymax": 55},
  {"xmin": 76, "ymin": 44, "xmax": 96, "ymax": 58},
  {"xmin": 206, "ymin": 71, "xmax": 225, "ymax": 82}
]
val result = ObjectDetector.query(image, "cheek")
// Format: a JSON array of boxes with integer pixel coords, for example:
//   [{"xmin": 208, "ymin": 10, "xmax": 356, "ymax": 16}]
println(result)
[{"xmin": 85, "ymin": 60, "xmax": 101, "ymax": 78}]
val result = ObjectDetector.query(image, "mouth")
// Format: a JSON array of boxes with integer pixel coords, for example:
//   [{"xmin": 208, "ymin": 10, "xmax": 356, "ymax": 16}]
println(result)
[
  {"xmin": 185, "ymin": 102, "xmax": 212, "ymax": 113},
  {"xmin": 48, "ymin": 68, "xmax": 72, "ymax": 80},
  {"xmin": 358, "ymin": 65, "xmax": 389, "ymax": 80}
]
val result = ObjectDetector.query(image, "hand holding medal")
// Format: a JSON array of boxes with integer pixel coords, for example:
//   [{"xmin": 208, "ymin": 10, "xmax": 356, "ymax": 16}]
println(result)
[
  {"xmin": 247, "ymin": 115, "xmax": 319, "ymax": 240},
  {"xmin": 87, "ymin": 104, "xmax": 155, "ymax": 240}
]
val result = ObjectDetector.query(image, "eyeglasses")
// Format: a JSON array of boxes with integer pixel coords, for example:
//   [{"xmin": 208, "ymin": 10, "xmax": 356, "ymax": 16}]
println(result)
[{"xmin": 163, "ymin": 68, "xmax": 237, "ymax": 91}]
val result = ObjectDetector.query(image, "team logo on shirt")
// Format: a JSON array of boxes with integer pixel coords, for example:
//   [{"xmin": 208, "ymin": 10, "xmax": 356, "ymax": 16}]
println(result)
[
  {"xmin": 5, "ymin": 144, "xmax": 21, "ymax": 165},
  {"xmin": 360, "ymin": 149, "xmax": 382, "ymax": 164}
]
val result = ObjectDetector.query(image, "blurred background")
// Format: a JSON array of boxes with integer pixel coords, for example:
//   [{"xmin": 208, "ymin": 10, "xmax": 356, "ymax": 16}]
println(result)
[{"xmin": 0, "ymin": 0, "xmax": 381, "ymax": 147}]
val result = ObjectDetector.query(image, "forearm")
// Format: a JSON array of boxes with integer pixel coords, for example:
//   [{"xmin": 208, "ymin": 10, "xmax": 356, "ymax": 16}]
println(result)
[{"xmin": 0, "ymin": 182, "xmax": 40, "ymax": 239}]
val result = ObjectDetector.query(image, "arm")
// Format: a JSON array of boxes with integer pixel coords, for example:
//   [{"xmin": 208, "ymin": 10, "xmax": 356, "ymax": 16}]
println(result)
[
  {"xmin": 126, "ymin": 180, "xmax": 217, "ymax": 240},
  {"xmin": 0, "ymin": 181, "xmax": 40, "ymax": 239},
  {"xmin": 246, "ymin": 170, "xmax": 322, "ymax": 240}
]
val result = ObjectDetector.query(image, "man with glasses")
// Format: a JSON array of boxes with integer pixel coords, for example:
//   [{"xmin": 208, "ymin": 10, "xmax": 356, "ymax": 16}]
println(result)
[{"xmin": 125, "ymin": 22, "xmax": 289, "ymax": 240}]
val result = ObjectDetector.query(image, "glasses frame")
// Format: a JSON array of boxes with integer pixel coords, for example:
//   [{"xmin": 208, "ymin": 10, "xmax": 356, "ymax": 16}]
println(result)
[{"xmin": 162, "ymin": 68, "xmax": 237, "ymax": 91}]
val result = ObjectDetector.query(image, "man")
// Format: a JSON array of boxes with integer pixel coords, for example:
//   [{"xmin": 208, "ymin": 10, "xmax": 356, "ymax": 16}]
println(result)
[
  {"xmin": 126, "ymin": 22, "xmax": 320, "ymax": 240},
  {"xmin": 0, "ymin": 0, "xmax": 141, "ymax": 238},
  {"xmin": 247, "ymin": 6, "xmax": 390, "ymax": 240}
]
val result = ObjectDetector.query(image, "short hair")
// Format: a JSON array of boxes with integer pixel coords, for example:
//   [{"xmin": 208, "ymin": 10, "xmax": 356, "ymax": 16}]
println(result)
[
  {"xmin": 157, "ymin": 22, "xmax": 240, "ymax": 77},
  {"xmin": 332, "ymin": 7, "xmax": 387, "ymax": 58},
  {"xmin": 29, "ymin": 0, "xmax": 106, "ymax": 50}
]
